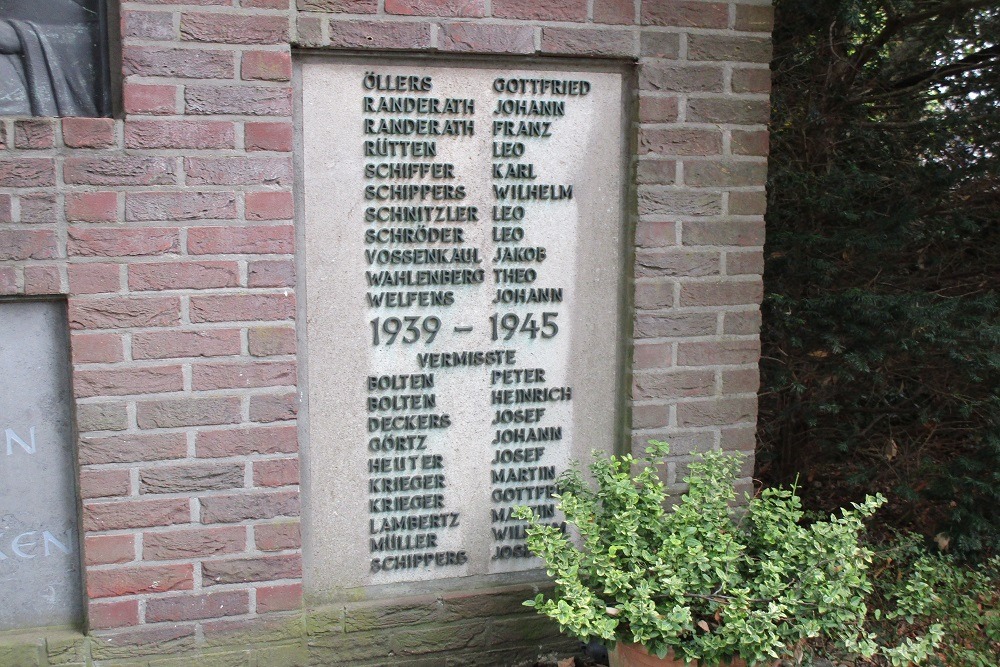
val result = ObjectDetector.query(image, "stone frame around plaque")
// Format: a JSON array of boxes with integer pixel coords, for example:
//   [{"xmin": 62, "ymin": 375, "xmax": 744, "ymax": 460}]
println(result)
[{"xmin": 292, "ymin": 52, "xmax": 638, "ymax": 604}]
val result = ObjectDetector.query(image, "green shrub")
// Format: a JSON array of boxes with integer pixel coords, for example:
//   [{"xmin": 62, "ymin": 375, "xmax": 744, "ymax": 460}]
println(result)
[{"xmin": 515, "ymin": 442, "xmax": 942, "ymax": 666}]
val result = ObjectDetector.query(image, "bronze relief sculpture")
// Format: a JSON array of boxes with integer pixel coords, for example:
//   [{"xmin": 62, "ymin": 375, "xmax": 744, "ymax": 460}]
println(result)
[{"xmin": 0, "ymin": 0, "xmax": 110, "ymax": 117}]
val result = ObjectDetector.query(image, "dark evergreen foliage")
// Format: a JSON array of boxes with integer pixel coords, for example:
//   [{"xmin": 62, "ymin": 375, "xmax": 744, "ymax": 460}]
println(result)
[{"xmin": 760, "ymin": 0, "xmax": 1000, "ymax": 557}]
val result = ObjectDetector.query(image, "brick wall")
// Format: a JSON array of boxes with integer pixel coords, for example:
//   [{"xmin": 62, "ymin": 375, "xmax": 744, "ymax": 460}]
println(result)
[{"xmin": 0, "ymin": 0, "xmax": 771, "ymax": 663}]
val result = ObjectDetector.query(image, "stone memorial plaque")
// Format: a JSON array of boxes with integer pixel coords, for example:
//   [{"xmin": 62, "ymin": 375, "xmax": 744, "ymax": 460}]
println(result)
[
  {"xmin": 0, "ymin": 301, "xmax": 83, "ymax": 629},
  {"xmin": 299, "ymin": 58, "xmax": 628, "ymax": 595}
]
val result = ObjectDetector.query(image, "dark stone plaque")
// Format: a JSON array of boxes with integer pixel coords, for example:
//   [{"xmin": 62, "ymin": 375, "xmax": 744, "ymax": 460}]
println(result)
[
  {"xmin": 0, "ymin": 301, "xmax": 83, "ymax": 630},
  {"xmin": 0, "ymin": 0, "xmax": 110, "ymax": 117}
]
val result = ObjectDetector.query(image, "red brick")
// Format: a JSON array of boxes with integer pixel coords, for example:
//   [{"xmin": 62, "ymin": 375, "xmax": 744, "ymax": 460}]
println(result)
[
  {"xmin": 242, "ymin": 50, "xmax": 292, "ymax": 81},
  {"xmin": 326, "ymin": 20, "xmax": 431, "ymax": 49},
  {"xmin": 193, "ymin": 361, "xmax": 297, "ymax": 390},
  {"xmin": 687, "ymin": 98, "xmax": 770, "ymax": 125},
  {"xmin": 140, "ymin": 461, "xmax": 244, "ymax": 494},
  {"xmin": 83, "ymin": 498, "xmax": 190, "ymax": 532},
  {"xmin": 68, "ymin": 227, "xmax": 180, "ymax": 257},
  {"xmin": 735, "ymin": 4, "xmax": 775, "ymax": 32},
  {"xmin": 201, "ymin": 553, "xmax": 301, "ymax": 585},
  {"xmin": 634, "ymin": 342, "xmax": 673, "ymax": 370},
  {"xmin": 69, "ymin": 296, "xmax": 181, "ymax": 329},
  {"xmin": 244, "ymin": 0, "xmax": 289, "ymax": 6},
  {"xmin": 594, "ymin": 0, "xmax": 634, "ymax": 24},
  {"xmin": 634, "ymin": 311, "xmax": 717, "ymax": 339},
  {"xmin": 127, "ymin": 192, "xmax": 238, "ymax": 223},
  {"xmin": 248, "ymin": 260, "xmax": 295, "ymax": 288},
  {"xmin": 133, "ymin": 329, "xmax": 241, "ymax": 360},
  {"xmin": 87, "ymin": 563, "xmax": 194, "ymax": 598},
  {"xmin": 71, "ymin": 332, "xmax": 124, "ymax": 363},
  {"xmin": 85, "ymin": 534, "xmax": 136, "ymax": 566},
  {"xmin": 298, "ymin": 0, "xmax": 376, "ymax": 10},
  {"xmin": 181, "ymin": 12, "xmax": 289, "ymax": 44},
  {"xmin": 65, "ymin": 259, "xmax": 124, "ymax": 294},
  {"xmin": 0, "ymin": 267, "xmax": 17, "ymax": 295},
  {"xmin": 257, "ymin": 583, "xmax": 302, "ymax": 613},
  {"xmin": 136, "ymin": 397, "xmax": 242, "ymax": 429},
  {"xmin": 683, "ymin": 220, "xmax": 765, "ymax": 246},
  {"xmin": 124, "ymin": 46, "xmax": 235, "ymax": 79},
  {"xmin": 633, "ymin": 370, "xmax": 715, "ymax": 400},
  {"xmin": 197, "ymin": 425, "xmax": 297, "ymax": 457},
  {"xmin": 0, "ymin": 158, "xmax": 56, "ymax": 187},
  {"xmin": 732, "ymin": 67, "xmax": 772, "ymax": 93},
  {"xmin": 201, "ymin": 491, "xmax": 300, "ymax": 524},
  {"xmin": 641, "ymin": 1, "xmax": 729, "ymax": 28},
  {"xmin": 19, "ymin": 192, "xmax": 56, "ymax": 223},
  {"xmin": 684, "ymin": 161, "xmax": 768, "ymax": 187},
  {"xmin": 89, "ymin": 600, "xmax": 140, "ymax": 630},
  {"xmin": 385, "ymin": 0, "xmax": 486, "ymax": 17},
  {"xmin": 185, "ymin": 85, "xmax": 292, "ymax": 116},
  {"xmin": 440, "ymin": 22, "xmax": 534, "ymax": 54},
  {"xmin": 23, "ymin": 265, "xmax": 62, "ymax": 294},
  {"xmin": 641, "ymin": 31, "xmax": 682, "ymax": 59},
  {"xmin": 185, "ymin": 156, "xmax": 293, "ymax": 186},
  {"xmin": 246, "ymin": 191, "xmax": 293, "ymax": 220},
  {"xmin": 678, "ymin": 339, "xmax": 761, "ymax": 366},
  {"xmin": 75, "ymin": 365, "xmax": 184, "ymax": 398},
  {"xmin": 639, "ymin": 63, "xmax": 724, "ymax": 93},
  {"xmin": 676, "ymin": 397, "xmax": 758, "ymax": 427},
  {"xmin": 688, "ymin": 34, "xmax": 772, "ymax": 63},
  {"xmin": 631, "ymin": 404, "xmax": 670, "ymax": 430},
  {"xmin": 493, "ymin": 0, "xmax": 585, "ymax": 21},
  {"xmin": 0, "ymin": 194, "xmax": 10, "ymax": 222},
  {"xmin": 190, "ymin": 293, "xmax": 295, "ymax": 323},
  {"xmin": 64, "ymin": 156, "xmax": 177, "ymax": 186},
  {"xmin": 0, "ymin": 230, "xmax": 57, "ymax": 260},
  {"xmin": 726, "ymin": 249, "xmax": 765, "ymax": 275},
  {"xmin": 250, "ymin": 392, "xmax": 298, "ymax": 423},
  {"xmin": 144, "ymin": 526, "xmax": 246, "ymax": 560},
  {"xmin": 147, "ymin": 591, "xmax": 249, "ymax": 623},
  {"xmin": 254, "ymin": 522, "xmax": 300, "ymax": 551},
  {"xmin": 634, "ymin": 280, "xmax": 674, "ymax": 309},
  {"xmin": 541, "ymin": 28, "xmax": 636, "ymax": 57},
  {"xmin": 679, "ymin": 280, "xmax": 763, "ymax": 307},
  {"xmin": 62, "ymin": 117, "xmax": 117, "ymax": 148},
  {"xmin": 245, "ymin": 122, "xmax": 293, "ymax": 151},
  {"xmin": 296, "ymin": 16, "xmax": 324, "ymax": 46},
  {"xmin": 66, "ymin": 192, "xmax": 119, "ymax": 222},
  {"xmin": 191, "ymin": 361, "xmax": 296, "ymax": 391},
  {"xmin": 123, "ymin": 83, "xmax": 178, "ymax": 115},
  {"xmin": 253, "ymin": 458, "xmax": 299, "ymax": 488},
  {"xmin": 188, "ymin": 225, "xmax": 294, "ymax": 255},
  {"xmin": 14, "ymin": 119, "xmax": 55, "ymax": 149},
  {"xmin": 248, "ymin": 326, "xmax": 296, "ymax": 356},
  {"xmin": 640, "ymin": 128, "xmax": 723, "ymax": 156},
  {"xmin": 732, "ymin": 130, "xmax": 769, "ymax": 156},
  {"xmin": 79, "ymin": 433, "xmax": 188, "ymax": 465},
  {"xmin": 637, "ymin": 159, "xmax": 677, "ymax": 185},
  {"xmin": 722, "ymin": 367, "xmax": 761, "ymax": 394},
  {"xmin": 639, "ymin": 189, "xmax": 722, "ymax": 217},
  {"xmin": 79, "ymin": 469, "xmax": 131, "ymax": 499},
  {"xmin": 76, "ymin": 404, "xmax": 129, "ymax": 434},
  {"xmin": 122, "ymin": 8, "xmax": 176, "ymax": 40},
  {"xmin": 639, "ymin": 95, "xmax": 680, "ymax": 123},
  {"xmin": 721, "ymin": 426, "xmax": 757, "ymax": 451},
  {"xmin": 129, "ymin": 261, "xmax": 240, "ymax": 291},
  {"xmin": 125, "ymin": 120, "xmax": 236, "ymax": 150}
]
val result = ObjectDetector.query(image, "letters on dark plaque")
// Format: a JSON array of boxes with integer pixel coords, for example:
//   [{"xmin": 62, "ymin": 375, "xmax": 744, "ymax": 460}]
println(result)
[{"xmin": 0, "ymin": 0, "xmax": 111, "ymax": 117}]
